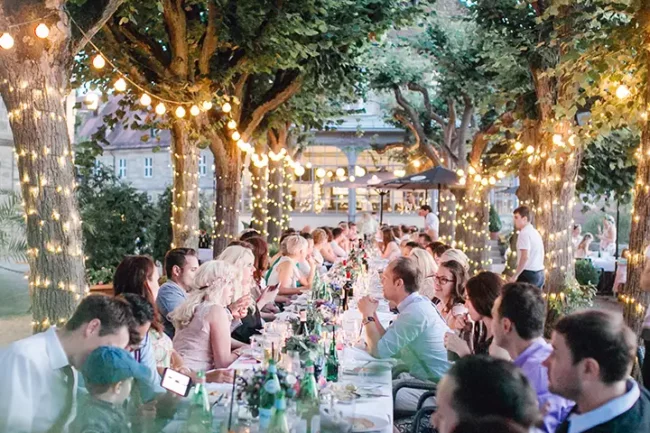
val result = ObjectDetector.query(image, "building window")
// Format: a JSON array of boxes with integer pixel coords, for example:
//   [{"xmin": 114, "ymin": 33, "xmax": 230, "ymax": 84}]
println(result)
[
  {"xmin": 144, "ymin": 157, "xmax": 153, "ymax": 178},
  {"xmin": 199, "ymin": 154, "xmax": 207, "ymax": 177},
  {"xmin": 118, "ymin": 159, "xmax": 127, "ymax": 179}
]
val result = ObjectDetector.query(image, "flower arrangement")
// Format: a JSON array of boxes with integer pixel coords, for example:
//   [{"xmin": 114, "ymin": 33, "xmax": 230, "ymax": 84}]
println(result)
[
  {"xmin": 237, "ymin": 367, "xmax": 298, "ymax": 417},
  {"xmin": 283, "ymin": 334, "xmax": 323, "ymax": 361}
]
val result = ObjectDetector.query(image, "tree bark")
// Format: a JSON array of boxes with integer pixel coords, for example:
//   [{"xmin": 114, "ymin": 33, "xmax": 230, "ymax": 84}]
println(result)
[
  {"xmin": 169, "ymin": 119, "xmax": 199, "ymax": 249},
  {"xmin": 250, "ymin": 141, "xmax": 268, "ymax": 236},
  {"xmin": 267, "ymin": 129, "xmax": 285, "ymax": 244},
  {"xmin": 455, "ymin": 181, "xmax": 490, "ymax": 273},
  {"xmin": 438, "ymin": 189, "xmax": 457, "ymax": 243},
  {"xmin": 622, "ymin": 4, "xmax": 650, "ymax": 334}
]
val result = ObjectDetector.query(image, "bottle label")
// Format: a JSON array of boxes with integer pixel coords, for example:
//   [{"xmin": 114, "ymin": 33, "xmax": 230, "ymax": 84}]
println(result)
[
  {"xmin": 264, "ymin": 379, "xmax": 281, "ymax": 394},
  {"xmin": 300, "ymin": 310, "xmax": 307, "ymax": 322},
  {"xmin": 259, "ymin": 408, "xmax": 273, "ymax": 428}
]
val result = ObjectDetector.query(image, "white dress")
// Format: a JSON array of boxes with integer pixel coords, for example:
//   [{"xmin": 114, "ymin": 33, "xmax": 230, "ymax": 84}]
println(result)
[{"xmin": 267, "ymin": 256, "xmax": 301, "ymax": 288}]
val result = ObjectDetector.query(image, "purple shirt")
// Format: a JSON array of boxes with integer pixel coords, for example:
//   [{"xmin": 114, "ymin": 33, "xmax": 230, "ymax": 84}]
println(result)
[{"xmin": 513, "ymin": 337, "xmax": 574, "ymax": 433}]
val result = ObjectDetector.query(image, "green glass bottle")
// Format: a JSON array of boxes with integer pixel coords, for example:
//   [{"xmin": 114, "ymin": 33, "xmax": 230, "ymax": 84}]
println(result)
[
  {"xmin": 297, "ymin": 361, "xmax": 321, "ymax": 433},
  {"xmin": 325, "ymin": 328, "xmax": 339, "ymax": 382},
  {"xmin": 267, "ymin": 390, "xmax": 290, "ymax": 433},
  {"xmin": 259, "ymin": 360, "xmax": 281, "ymax": 430},
  {"xmin": 183, "ymin": 370, "xmax": 212, "ymax": 433}
]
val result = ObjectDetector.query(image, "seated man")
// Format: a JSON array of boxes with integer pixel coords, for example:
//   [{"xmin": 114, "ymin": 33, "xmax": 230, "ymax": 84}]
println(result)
[
  {"xmin": 492, "ymin": 283, "xmax": 574, "ymax": 433},
  {"xmin": 358, "ymin": 257, "xmax": 450, "ymax": 412},
  {"xmin": 0, "ymin": 295, "xmax": 135, "ymax": 433},
  {"xmin": 545, "ymin": 310, "xmax": 650, "ymax": 432},
  {"xmin": 431, "ymin": 355, "xmax": 540, "ymax": 433}
]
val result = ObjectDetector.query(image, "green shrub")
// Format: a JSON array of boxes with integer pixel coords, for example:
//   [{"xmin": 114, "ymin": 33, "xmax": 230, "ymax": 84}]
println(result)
[
  {"xmin": 575, "ymin": 259, "xmax": 601, "ymax": 286},
  {"xmin": 489, "ymin": 205, "xmax": 502, "ymax": 233}
]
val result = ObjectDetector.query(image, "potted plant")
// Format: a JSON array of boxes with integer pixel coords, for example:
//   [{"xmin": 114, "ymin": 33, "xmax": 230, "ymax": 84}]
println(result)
[{"xmin": 489, "ymin": 205, "xmax": 502, "ymax": 240}]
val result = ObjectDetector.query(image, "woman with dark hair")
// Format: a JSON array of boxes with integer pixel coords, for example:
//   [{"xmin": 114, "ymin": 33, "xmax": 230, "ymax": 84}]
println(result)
[
  {"xmin": 381, "ymin": 227, "xmax": 401, "ymax": 260},
  {"xmin": 444, "ymin": 272, "xmax": 510, "ymax": 359},
  {"xmin": 433, "ymin": 260, "xmax": 468, "ymax": 330},
  {"xmin": 113, "ymin": 255, "xmax": 166, "ymax": 400},
  {"xmin": 244, "ymin": 236, "xmax": 280, "ymax": 318}
]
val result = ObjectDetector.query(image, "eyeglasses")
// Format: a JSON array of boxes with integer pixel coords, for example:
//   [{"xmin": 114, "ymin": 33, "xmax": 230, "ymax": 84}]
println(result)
[{"xmin": 433, "ymin": 275, "xmax": 455, "ymax": 285}]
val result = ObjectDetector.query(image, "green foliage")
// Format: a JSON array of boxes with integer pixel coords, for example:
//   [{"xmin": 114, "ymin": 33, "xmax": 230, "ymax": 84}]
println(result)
[
  {"xmin": 582, "ymin": 207, "xmax": 631, "ymax": 245},
  {"xmin": 489, "ymin": 205, "xmax": 502, "ymax": 233},
  {"xmin": 0, "ymin": 190, "xmax": 26, "ymax": 262},
  {"xmin": 76, "ymin": 161, "xmax": 156, "ymax": 273},
  {"xmin": 150, "ymin": 187, "xmax": 173, "ymax": 264},
  {"xmin": 86, "ymin": 266, "xmax": 116, "ymax": 286},
  {"xmin": 578, "ymin": 129, "xmax": 638, "ymax": 205},
  {"xmin": 548, "ymin": 277, "xmax": 597, "ymax": 318},
  {"xmin": 575, "ymin": 259, "xmax": 601, "ymax": 287}
]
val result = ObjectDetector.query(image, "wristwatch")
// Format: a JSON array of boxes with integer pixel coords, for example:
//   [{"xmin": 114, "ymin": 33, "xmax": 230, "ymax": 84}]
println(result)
[{"xmin": 362, "ymin": 316, "xmax": 376, "ymax": 326}]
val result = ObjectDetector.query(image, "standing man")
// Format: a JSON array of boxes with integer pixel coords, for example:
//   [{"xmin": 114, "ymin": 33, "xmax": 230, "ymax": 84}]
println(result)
[
  {"xmin": 492, "ymin": 283, "xmax": 574, "ymax": 433},
  {"xmin": 509, "ymin": 206, "xmax": 545, "ymax": 288},
  {"xmin": 418, "ymin": 205, "xmax": 439, "ymax": 241},
  {"xmin": 0, "ymin": 295, "xmax": 135, "ymax": 433},
  {"xmin": 157, "ymin": 247, "xmax": 200, "ymax": 338},
  {"xmin": 544, "ymin": 310, "xmax": 650, "ymax": 432},
  {"xmin": 357, "ymin": 257, "xmax": 450, "ymax": 412}
]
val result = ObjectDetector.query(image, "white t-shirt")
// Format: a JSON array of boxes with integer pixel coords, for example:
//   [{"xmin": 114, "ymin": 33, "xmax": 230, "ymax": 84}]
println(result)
[
  {"xmin": 516, "ymin": 223, "xmax": 545, "ymax": 272},
  {"xmin": 425, "ymin": 212, "xmax": 439, "ymax": 233}
]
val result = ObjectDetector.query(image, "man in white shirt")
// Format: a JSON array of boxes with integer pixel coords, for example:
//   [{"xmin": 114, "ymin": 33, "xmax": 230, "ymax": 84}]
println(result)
[
  {"xmin": 509, "ymin": 205, "xmax": 545, "ymax": 288},
  {"xmin": 544, "ymin": 310, "xmax": 649, "ymax": 433},
  {"xmin": 418, "ymin": 205, "xmax": 439, "ymax": 241},
  {"xmin": 358, "ymin": 257, "xmax": 450, "ymax": 412},
  {"xmin": 0, "ymin": 295, "xmax": 135, "ymax": 433}
]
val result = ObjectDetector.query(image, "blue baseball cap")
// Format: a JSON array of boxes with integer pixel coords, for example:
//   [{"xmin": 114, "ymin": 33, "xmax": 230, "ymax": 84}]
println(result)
[{"xmin": 81, "ymin": 346, "xmax": 151, "ymax": 385}]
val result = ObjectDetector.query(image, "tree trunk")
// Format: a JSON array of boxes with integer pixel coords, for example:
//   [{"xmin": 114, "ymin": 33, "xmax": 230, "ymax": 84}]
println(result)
[
  {"xmin": 622, "ymin": 5, "xmax": 650, "ymax": 334},
  {"xmin": 267, "ymin": 158, "xmax": 284, "ymax": 244},
  {"xmin": 455, "ymin": 180, "xmax": 489, "ymax": 273},
  {"xmin": 0, "ymin": 67, "xmax": 85, "ymax": 332},
  {"xmin": 250, "ymin": 141, "xmax": 268, "ymax": 236},
  {"xmin": 438, "ymin": 189, "xmax": 457, "ymax": 243},
  {"xmin": 211, "ymin": 134, "xmax": 242, "ymax": 257},
  {"xmin": 169, "ymin": 119, "xmax": 199, "ymax": 250},
  {"xmin": 282, "ymin": 157, "xmax": 294, "ymax": 228}
]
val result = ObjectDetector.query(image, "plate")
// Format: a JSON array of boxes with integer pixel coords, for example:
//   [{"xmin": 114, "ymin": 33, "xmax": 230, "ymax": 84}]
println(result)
[{"xmin": 345, "ymin": 414, "xmax": 390, "ymax": 432}]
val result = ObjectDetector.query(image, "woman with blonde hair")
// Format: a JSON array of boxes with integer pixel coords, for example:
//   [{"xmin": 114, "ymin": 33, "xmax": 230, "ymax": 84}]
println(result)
[
  {"xmin": 266, "ymin": 235, "xmax": 315, "ymax": 296},
  {"xmin": 218, "ymin": 245, "xmax": 276, "ymax": 344},
  {"xmin": 409, "ymin": 247, "xmax": 438, "ymax": 300},
  {"xmin": 171, "ymin": 260, "xmax": 241, "ymax": 370},
  {"xmin": 313, "ymin": 228, "xmax": 337, "ymax": 268}
]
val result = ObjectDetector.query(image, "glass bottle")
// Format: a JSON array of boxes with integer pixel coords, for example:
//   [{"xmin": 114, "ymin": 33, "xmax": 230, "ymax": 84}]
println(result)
[
  {"xmin": 325, "ymin": 327, "xmax": 339, "ymax": 382},
  {"xmin": 297, "ymin": 310, "xmax": 309, "ymax": 336},
  {"xmin": 267, "ymin": 390, "xmax": 290, "ymax": 433},
  {"xmin": 259, "ymin": 360, "xmax": 281, "ymax": 430},
  {"xmin": 296, "ymin": 360, "xmax": 321, "ymax": 433},
  {"xmin": 183, "ymin": 370, "xmax": 212, "ymax": 433}
]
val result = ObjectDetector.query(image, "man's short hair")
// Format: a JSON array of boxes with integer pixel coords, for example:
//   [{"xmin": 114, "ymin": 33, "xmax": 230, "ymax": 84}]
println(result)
[
  {"xmin": 65, "ymin": 295, "xmax": 134, "ymax": 337},
  {"xmin": 498, "ymin": 283, "xmax": 545, "ymax": 340},
  {"xmin": 405, "ymin": 241, "xmax": 420, "ymax": 249},
  {"xmin": 513, "ymin": 206, "xmax": 531, "ymax": 220},
  {"xmin": 164, "ymin": 247, "xmax": 197, "ymax": 278},
  {"xmin": 555, "ymin": 310, "xmax": 637, "ymax": 384},
  {"xmin": 452, "ymin": 417, "xmax": 529, "ymax": 433},
  {"xmin": 332, "ymin": 227, "xmax": 344, "ymax": 239},
  {"xmin": 420, "ymin": 204, "xmax": 432, "ymax": 212},
  {"xmin": 349, "ymin": 222, "xmax": 356, "ymax": 228},
  {"xmin": 389, "ymin": 257, "xmax": 421, "ymax": 293},
  {"xmin": 448, "ymin": 356, "xmax": 540, "ymax": 428},
  {"xmin": 419, "ymin": 233, "xmax": 432, "ymax": 243}
]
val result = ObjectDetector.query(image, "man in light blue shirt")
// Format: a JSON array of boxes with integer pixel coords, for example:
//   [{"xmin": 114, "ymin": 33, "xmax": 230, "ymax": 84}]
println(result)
[
  {"xmin": 156, "ymin": 248, "xmax": 199, "ymax": 338},
  {"xmin": 358, "ymin": 256, "xmax": 450, "ymax": 412}
]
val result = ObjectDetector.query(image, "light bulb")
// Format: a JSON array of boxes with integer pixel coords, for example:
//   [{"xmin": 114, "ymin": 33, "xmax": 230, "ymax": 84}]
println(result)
[
  {"xmin": 349, "ymin": 175, "xmax": 356, "ymax": 182},
  {"xmin": 202, "ymin": 101, "xmax": 213, "ymax": 110},
  {"xmin": 140, "ymin": 93, "xmax": 152, "ymax": 106},
  {"xmin": 114, "ymin": 78, "xmax": 127, "ymax": 92},
  {"xmin": 316, "ymin": 168, "xmax": 326, "ymax": 178},
  {"xmin": 305, "ymin": 162, "xmax": 313, "ymax": 169},
  {"xmin": 481, "ymin": 178, "xmax": 489, "ymax": 186},
  {"xmin": 354, "ymin": 166, "xmax": 366, "ymax": 177},
  {"xmin": 231, "ymin": 131, "xmax": 241, "ymax": 141},
  {"xmin": 222, "ymin": 102, "xmax": 232, "ymax": 113},
  {"xmin": 35, "ymin": 23, "xmax": 49, "ymax": 39},
  {"xmin": 155, "ymin": 102, "xmax": 166, "ymax": 115},
  {"xmin": 0, "ymin": 33, "xmax": 15, "ymax": 49},
  {"xmin": 327, "ymin": 171, "xmax": 334, "ymax": 178},
  {"xmin": 497, "ymin": 170, "xmax": 505, "ymax": 179},
  {"xmin": 295, "ymin": 166, "xmax": 305, "ymax": 176},
  {"xmin": 335, "ymin": 167, "xmax": 345, "ymax": 177},
  {"xmin": 175, "ymin": 106, "xmax": 186, "ymax": 118},
  {"xmin": 456, "ymin": 169, "xmax": 465, "ymax": 177},
  {"xmin": 525, "ymin": 145, "xmax": 535, "ymax": 154},
  {"xmin": 84, "ymin": 93, "xmax": 98, "ymax": 110},
  {"xmin": 393, "ymin": 169, "xmax": 406, "ymax": 177},
  {"xmin": 92, "ymin": 54, "xmax": 106, "ymax": 69},
  {"xmin": 413, "ymin": 160, "xmax": 421, "ymax": 168},
  {"xmin": 489, "ymin": 176, "xmax": 496, "ymax": 185},
  {"xmin": 227, "ymin": 119, "xmax": 237, "ymax": 130},
  {"xmin": 514, "ymin": 141, "xmax": 523, "ymax": 151},
  {"xmin": 616, "ymin": 84, "xmax": 631, "ymax": 100},
  {"xmin": 190, "ymin": 105, "xmax": 200, "ymax": 116}
]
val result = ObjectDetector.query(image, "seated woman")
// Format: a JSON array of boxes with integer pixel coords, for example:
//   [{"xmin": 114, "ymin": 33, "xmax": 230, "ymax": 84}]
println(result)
[
  {"xmin": 243, "ymin": 236, "xmax": 279, "ymax": 316},
  {"xmin": 575, "ymin": 233, "xmax": 594, "ymax": 259},
  {"xmin": 409, "ymin": 247, "xmax": 437, "ymax": 300},
  {"xmin": 297, "ymin": 232, "xmax": 315, "ymax": 277},
  {"xmin": 329, "ymin": 227, "xmax": 349, "ymax": 259},
  {"xmin": 380, "ymin": 227, "xmax": 401, "ymax": 261},
  {"xmin": 433, "ymin": 259, "xmax": 469, "ymax": 330},
  {"xmin": 219, "ymin": 245, "xmax": 276, "ymax": 344},
  {"xmin": 313, "ymin": 228, "xmax": 337, "ymax": 269},
  {"xmin": 171, "ymin": 260, "xmax": 241, "ymax": 370},
  {"xmin": 444, "ymin": 271, "xmax": 510, "ymax": 359},
  {"xmin": 266, "ymin": 235, "xmax": 315, "ymax": 296}
]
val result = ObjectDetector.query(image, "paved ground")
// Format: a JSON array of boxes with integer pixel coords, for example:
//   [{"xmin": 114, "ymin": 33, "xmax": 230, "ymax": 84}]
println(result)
[{"xmin": 0, "ymin": 261, "xmax": 31, "ymax": 346}]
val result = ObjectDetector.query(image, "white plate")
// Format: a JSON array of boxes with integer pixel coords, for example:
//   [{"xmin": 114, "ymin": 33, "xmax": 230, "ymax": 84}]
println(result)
[{"xmin": 346, "ymin": 414, "xmax": 390, "ymax": 432}]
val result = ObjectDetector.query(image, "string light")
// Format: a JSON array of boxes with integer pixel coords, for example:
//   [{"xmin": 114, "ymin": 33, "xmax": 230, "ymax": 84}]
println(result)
[
  {"xmin": 222, "ymin": 102, "xmax": 231, "ymax": 113},
  {"xmin": 0, "ymin": 33, "xmax": 14, "ymax": 49},
  {"xmin": 174, "ymin": 106, "xmax": 186, "ymax": 118},
  {"xmin": 34, "ymin": 23, "xmax": 49, "ymax": 39},
  {"xmin": 139, "ymin": 93, "xmax": 152, "ymax": 106},
  {"xmin": 92, "ymin": 54, "xmax": 106, "ymax": 69},
  {"xmin": 231, "ymin": 131, "xmax": 241, "ymax": 141},
  {"xmin": 155, "ymin": 102, "xmax": 167, "ymax": 115},
  {"xmin": 616, "ymin": 84, "xmax": 631, "ymax": 100},
  {"xmin": 202, "ymin": 101, "xmax": 213, "ymax": 111},
  {"xmin": 113, "ymin": 77, "xmax": 127, "ymax": 92},
  {"xmin": 227, "ymin": 119, "xmax": 237, "ymax": 130},
  {"xmin": 190, "ymin": 105, "xmax": 200, "ymax": 116}
]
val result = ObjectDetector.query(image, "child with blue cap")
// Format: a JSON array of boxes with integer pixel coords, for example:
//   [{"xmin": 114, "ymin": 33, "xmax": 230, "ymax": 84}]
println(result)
[{"xmin": 71, "ymin": 346, "xmax": 152, "ymax": 433}]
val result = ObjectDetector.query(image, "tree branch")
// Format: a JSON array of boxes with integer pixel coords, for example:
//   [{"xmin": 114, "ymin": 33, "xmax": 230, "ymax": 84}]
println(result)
[
  {"xmin": 108, "ymin": 22, "xmax": 171, "ymax": 79},
  {"xmin": 198, "ymin": 0, "xmax": 219, "ymax": 75},
  {"xmin": 407, "ymin": 82, "xmax": 446, "ymax": 127},
  {"xmin": 394, "ymin": 111, "xmax": 443, "ymax": 166},
  {"xmin": 70, "ymin": 0, "xmax": 125, "ymax": 55},
  {"xmin": 162, "ymin": 0, "xmax": 189, "ymax": 78},
  {"xmin": 469, "ymin": 111, "xmax": 515, "ymax": 167},
  {"xmin": 241, "ymin": 72, "xmax": 303, "ymax": 142},
  {"xmin": 456, "ymin": 94, "xmax": 474, "ymax": 167}
]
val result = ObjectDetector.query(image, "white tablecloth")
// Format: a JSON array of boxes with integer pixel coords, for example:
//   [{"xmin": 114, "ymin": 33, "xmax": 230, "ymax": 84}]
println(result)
[{"xmin": 589, "ymin": 257, "xmax": 616, "ymax": 272}]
